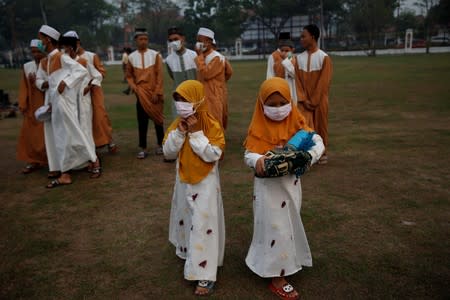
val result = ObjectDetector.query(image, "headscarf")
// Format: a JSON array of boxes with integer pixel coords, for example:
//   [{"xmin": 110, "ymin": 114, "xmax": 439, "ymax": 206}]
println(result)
[
  {"xmin": 244, "ymin": 77, "xmax": 312, "ymax": 154},
  {"xmin": 164, "ymin": 80, "xmax": 225, "ymax": 184}
]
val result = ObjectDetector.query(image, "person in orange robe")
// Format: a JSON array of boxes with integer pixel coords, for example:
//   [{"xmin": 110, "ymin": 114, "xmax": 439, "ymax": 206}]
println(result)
[
  {"xmin": 266, "ymin": 32, "xmax": 298, "ymax": 106},
  {"xmin": 194, "ymin": 28, "xmax": 228, "ymax": 130},
  {"xmin": 16, "ymin": 39, "xmax": 47, "ymax": 173},
  {"xmin": 295, "ymin": 24, "xmax": 332, "ymax": 164},
  {"xmin": 126, "ymin": 28, "xmax": 164, "ymax": 159},
  {"xmin": 75, "ymin": 34, "xmax": 117, "ymax": 153}
]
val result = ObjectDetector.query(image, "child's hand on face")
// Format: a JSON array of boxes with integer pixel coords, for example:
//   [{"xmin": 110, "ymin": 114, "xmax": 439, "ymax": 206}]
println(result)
[
  {"xmin": 178, "ymin": 119, "xmax": 188, "ymax": 133},
  {"xmin": 255, "ymin": 156, "xmax": 266, "ymax": 177},
  {"xmin": 186, "ymin": 115, "xmax": 201, "ymax": 133}
]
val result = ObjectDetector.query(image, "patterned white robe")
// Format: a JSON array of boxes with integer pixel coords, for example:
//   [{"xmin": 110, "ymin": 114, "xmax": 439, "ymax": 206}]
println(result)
[
  {"xmin": 163, "ymin": 129, "xmax": 225, "ymax": 282},
  {"xmin": 244, "ymin": 133, "xmax": 325, "ymax": 277}
]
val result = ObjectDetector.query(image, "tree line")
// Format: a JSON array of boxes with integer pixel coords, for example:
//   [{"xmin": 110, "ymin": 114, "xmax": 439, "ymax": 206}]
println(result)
[{"xmin": 0, "ymin": 0, "xmax": 448, "ymax": 54}]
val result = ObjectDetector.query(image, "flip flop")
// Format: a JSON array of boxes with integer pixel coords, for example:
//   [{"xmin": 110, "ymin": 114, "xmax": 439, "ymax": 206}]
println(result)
[
  {"xmin": 268, "ymin": 282, "xmax": 299, "ymax": 300},
  {"xmin": 108, "ymin": 143, "xmax": 118, "ymax": 154},
  {"xmin": 89, "ymin": 158, "xmax": 102, "ymax": 179},
  {"xmin": 194, "ymin": 280, "xmax": 214, "ymax": 296},
  {"xmin": 46, "ymin": 179, "xmax": 72, "ymax": 189}
]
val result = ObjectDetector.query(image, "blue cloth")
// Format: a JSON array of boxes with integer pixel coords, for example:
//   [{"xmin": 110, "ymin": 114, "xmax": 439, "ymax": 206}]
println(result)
[{"xmin": 286, "ymin": 130, "xmax": 315, "ymax": 151}]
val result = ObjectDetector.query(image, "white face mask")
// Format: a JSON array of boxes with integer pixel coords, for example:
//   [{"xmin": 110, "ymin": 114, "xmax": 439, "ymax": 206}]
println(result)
[
  {"xmin": 169, "ymin": 40, "xmax": 182, "ymax": 51},
  {"xmin": 263, "ymin": 103, "xmax": 292, "ymax": 121},
  {"xmin": 174, "ymin": 98, "xmax": 205, "ymax": 119},
  {"xmin": 195, "ymin": 42, "xmax": 207, "ymax": 52}
]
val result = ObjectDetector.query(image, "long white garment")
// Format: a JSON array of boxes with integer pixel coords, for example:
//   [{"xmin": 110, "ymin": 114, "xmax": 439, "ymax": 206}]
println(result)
[
  {"xmin": 163, "ymin": 129, "xmax": 225, "ymax": 282},
  {"xmin": 77, "ymin": 56, "xmax": 102, "ymax": 146},
  {"xmin": 266, "ymin": 51, "xmax": 298, "ymax": 106},
  {"xmin": 36, "ymin": 50, "xmax": 96, "ymax": 172},
  {"xmin": 244, "ymin": 133, "xmax": 325, "ymax": 278}
]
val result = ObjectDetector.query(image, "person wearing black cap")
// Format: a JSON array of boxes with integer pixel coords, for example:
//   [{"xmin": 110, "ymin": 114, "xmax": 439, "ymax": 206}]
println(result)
[
  {"xmin": 266, "ymin": 32, "xmax": 298, "ymax": 106},
  {"xmin": 126, "ymin": 28, "xmax": 165, "ymax": 159},
  {"xmin": 295, "ymin": 24, "xmax": 332, "ymax": 165},
  {"xmin": 165, "ymin": 26, "xmax": 198, "ymax": 119}
]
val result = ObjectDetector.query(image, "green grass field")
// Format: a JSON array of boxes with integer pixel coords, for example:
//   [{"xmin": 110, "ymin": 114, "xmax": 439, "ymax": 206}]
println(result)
[{"xmin": 0, "ymin": 54, "xmax": 449, "ymax": 299}]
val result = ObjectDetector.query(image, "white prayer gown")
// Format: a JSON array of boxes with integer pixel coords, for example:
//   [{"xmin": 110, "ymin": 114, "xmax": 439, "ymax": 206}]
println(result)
[
  {"xmin": 36, "ymin": 51, "xmax": 96, "ymax": 172},
  {"xmin": 163, "ymin": 129, "xmax": 225, "ymax": 282},
  {"xmin": 77, "ymin": 56, "xmax": 103, "ymax": 147},
  {"xmin": 266, "ymin": 51, "xmax": 298, "ymax": 106},
  {"xmin": 244, "ymin": 133, "xmax": 325, "ymax": 278}
]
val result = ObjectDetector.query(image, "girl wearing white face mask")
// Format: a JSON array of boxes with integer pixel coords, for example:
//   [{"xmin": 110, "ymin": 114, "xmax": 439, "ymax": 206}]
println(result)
[
  {"xmin": 243, "ymin": 78, "xmax": 325, "ymax": 300},
  {"xmin": 163, "ymin": 80, "xmax": 226, "ymax": 297}
]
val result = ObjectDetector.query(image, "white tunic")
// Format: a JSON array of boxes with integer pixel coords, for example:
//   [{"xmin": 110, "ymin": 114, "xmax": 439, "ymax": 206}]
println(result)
[
  {"xmin": 77, "ymin": 56, "xmax": 102, "ymax": 146},
  {"xmin": 266, "ymin": 50, "xmax": 298, "ymax": 106},
  {"xmin": 163, "ymin": 129, "xmax": 225, "ymax": 282},
  {"xmin": 244, "ymin": 133, "xmax": 325, "ymax": 278},
  {"xmin": 36, "ymin": 50, "xmax": 96, "ymax": 172}
]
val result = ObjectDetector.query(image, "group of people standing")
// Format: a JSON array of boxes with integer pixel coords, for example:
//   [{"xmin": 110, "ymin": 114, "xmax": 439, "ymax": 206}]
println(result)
[
  {"xmin": 17, "ymin": 25, "xmax": 116, "ymax": 188},
  {"xmin": 15, "ymin": 22, "xmax": 332, "ymax": 299}
]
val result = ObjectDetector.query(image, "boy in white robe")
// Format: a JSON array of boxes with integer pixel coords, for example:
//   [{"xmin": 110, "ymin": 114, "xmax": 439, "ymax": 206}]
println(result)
[{"xmin": 36, "ymin": 25, "xmax": 100, "ymax": 187}]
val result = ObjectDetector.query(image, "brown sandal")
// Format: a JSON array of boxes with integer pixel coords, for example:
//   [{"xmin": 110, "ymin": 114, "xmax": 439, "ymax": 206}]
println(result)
[
  {"xmin": 89, "ymin": 159, "xmax": 102, "ymax": 179},
  {"xmin": 46, "ymin": 179, "xmax": 72, "ymax": 189},
  {"xmin": 22, "ymin": 164, "xmax": 40, "ymax": 174}
]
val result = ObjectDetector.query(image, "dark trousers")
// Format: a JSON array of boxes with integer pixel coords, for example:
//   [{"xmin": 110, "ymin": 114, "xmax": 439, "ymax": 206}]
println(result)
[{"xmin": 136, "ymin": 100, "xmax": 164, "ymax": 149}]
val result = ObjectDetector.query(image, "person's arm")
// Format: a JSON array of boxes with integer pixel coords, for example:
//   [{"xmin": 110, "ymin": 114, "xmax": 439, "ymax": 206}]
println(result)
[
  {"xmin": 87, "ymin": 62, "xmax": 103, "ymax": 87},
  {"xmin": 35, "ymin": 60, "xmax": 48, "ymax": 91},
  {"xmin": 266, "ymin": 54, "xmax": 275, "ymax": 79},
  {"xmin": 93, "ymin": 54, "xmax": 106, "ymax": 79},
  {"xmin": 224, "ymin": 59, "xmax": 233, "ymax": 81},
  {"xmin": 308, "ymin": 133, "xmax": 325, "ymax": 165},
  {"xmin": 60, "ymin": 55, "xmax": 88, "ymax": 90},
  {"xmin": 17, "ymin": 69, "xmax": 29, "ymax": 113},
  {"xmin": 188, "ymin": 131, "xmax": 222, "ymax": 163},
  {"xmin": 126, "ymin": 58, "xmax": 137, "ymax": 92},
  {"xmin": 154, "ymin": 53, "xmax": 164, "ymax": 99},
  {"xmin": 282, "ymin": 56, "xmax": 296, "ymax": 78},
  {"xmin": 306, "ymin": 55, "xmax": 332, "ymax": 109},
  {"xmin": 195, "ymin": 55, "xmax": 223, "ymax": 80},
  {"xmin": 163, "ymin": 128, "xmax": 186, "ymax": 160},
  {"xmin": 244, "ymin": 150, "xmax": 264, "ymax": 169}
]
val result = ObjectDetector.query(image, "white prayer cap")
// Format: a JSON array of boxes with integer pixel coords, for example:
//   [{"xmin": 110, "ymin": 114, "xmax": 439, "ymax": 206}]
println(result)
[
  {"xmin": 39, "ymin": 25, "xmax": 60, "ymax": 40},
  {"xmin": 197, "ymin": 27, "xmax": 214, "ymax": 40},
  {"xmin": 63, "ymin": 30, "xmax": 79, "ymax": 40},
  {"xmin": 34, "ymin": 105, "xmax": 51, "ymax": 122},
  {"xmin": 30, "ymin": 39, "xmax": 41, "ymax": 48}
]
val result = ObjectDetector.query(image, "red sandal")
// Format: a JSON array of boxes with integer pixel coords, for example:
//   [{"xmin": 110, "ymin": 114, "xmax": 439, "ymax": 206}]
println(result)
[{"xmin": 268, "ymin": 282, "xmax": 299, "ymax": 300}]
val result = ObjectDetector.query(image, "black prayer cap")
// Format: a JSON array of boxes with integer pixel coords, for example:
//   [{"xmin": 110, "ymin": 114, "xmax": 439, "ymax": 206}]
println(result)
[
  {"xmin": 134, "ymin": 27, "xmax": 148, "ymax": 38},
  {"xmin": 168, "ymin": 26, "xmax": 184, "ymax": 36},
  {"xmin": 278, "ymin": 32, "xmax": 294, "ymax": 48}
]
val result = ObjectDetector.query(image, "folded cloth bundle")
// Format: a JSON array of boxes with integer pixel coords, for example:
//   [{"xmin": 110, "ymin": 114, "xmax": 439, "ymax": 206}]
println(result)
[{"xmin": 256, "ymin": 148, "xmax": 312, "ymax": 178}]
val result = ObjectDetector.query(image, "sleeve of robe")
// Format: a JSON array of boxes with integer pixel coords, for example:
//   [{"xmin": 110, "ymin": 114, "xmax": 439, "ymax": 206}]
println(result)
[
  {"xmin": 60, "ymin": 55, "xmax": 88, "ymax": 89},
  {"xmin": 224, "ymin": 59, "xmax": 233, "ymax": 81},
  {"xmin": 87, "ymin": 63, "xmax": 103, "ymax": 88},
  {"xmin": 126, "ymin": 61, "xmax": 137, "ymax": 92},
  {"xmin": 188, "ymin": 131, "xmax": 222, "ymax": 163},
  {"xmin": 155, "ymin": 53, "xmax": 164, "ymax": 99},
  {"xmin": 282, "ymin": 57, "xmax": 296, "ymax": 79},
  {"xmin": 163, "ymin": 128, "xmax": 186, "ymax": 160},
  {"xmin": 244, "ymin": 150, "xmax": 264, "ymax": 169},
  {"xmin": 35, "ymin": 61, "xmax": 48, "ymax": 92},
  {"xmin": 195, "ymin": 55, "xmax": 224, "ymax": 80},
  {"xmin": 92, "ymin": 54, "xmax": 106, "ymax": 79},
  {"xmin": 18, "ymin": 69, "xmax": 29, "ymax": 113},
  {"xmin": 305, "ymin": 55, "xmax": 333, "ymax": 109},
  {"xmin": 308, "ymin": 133, "xmax": 325, "ymax": 165}
]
